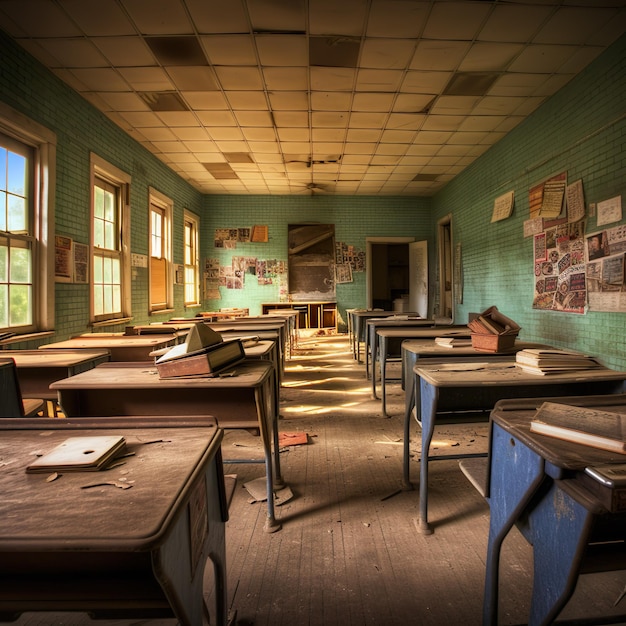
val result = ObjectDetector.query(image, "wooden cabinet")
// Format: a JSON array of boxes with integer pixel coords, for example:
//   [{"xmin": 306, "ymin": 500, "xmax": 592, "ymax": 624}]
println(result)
[{"xmin": 263, "ymin": 302, "xmax": 337, "ymax": 331}]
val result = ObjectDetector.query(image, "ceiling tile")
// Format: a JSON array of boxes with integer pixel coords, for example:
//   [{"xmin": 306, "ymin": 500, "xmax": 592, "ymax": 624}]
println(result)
[
  {"xmin": 477, "ymin": 4, "xmax": 554, "ymax": 43},
  {"xmin": 34, "ymin": 38, "xmax": 109, "ymax": 68},
  {"xmin": 308, "ymin": 0, "xmax": 368, "ymax": 37},
  {"xmin": 263, "ymin": 67, "xmax": 309, "ymax": 90},
  {"xmin": 185, "ymin": 0, "xmax": 248, "ymax": 34},
  {"xmin": 509, "ymin": 44, "xmax": 581, "ymax": 73},
  {"xmin": 355, "ymin": 69, "xmax": 404, "ymax": 92},
  {"xmin": 214, "ymin": 66, "xmax": 265, "ymax": 90},
  {"xmin": 67, "ymin": 68, "xmax": 130, "ymax": 91},
  {"xmin": 366, "ymin": 0, "xmax": 429, "ymax": 38},
  {"xmin": 118, "ymin": 67, "xmax": 174, "ymax": 91},
  {"xmin": 0, "ymin": 0, "xmax": 81, "ymax": 37},
  {"xmin": 201, "ymin": 35, "xmax": 257, "ymax": 65},
  {"xmin": 92, "ymin": 37, "xmax": 155, "ymax": 66},
  {"xmin": 247, "ymin": 0, "xmax": 306, "ymax": 32},
  {"xmin": 256, "ymin": 35, "xmax": 308, "ymax": 66},
  {"xmin": 267, "ymin": 91, "xmax": 309, "ymax": 110},
  {"xmin": 121, "ymin": 0, "xmax": 193, "ymax": 35},
  {"xmin": 58, "ymin": 0, "xmax": 136, "ymax": 36},
  {"xmin": 166, "ymin": 66, "xmax": 220, "ymax": 91},
  {"xmin": 458, "ymin": 43, "xmax": 525, "ymax": 72},
  {"xmin": 423, "ymin": 2, "xmax": 493, "ymax": 40},
  {"xmin": 360, "ymin": 39, "xmax": 417, "ymax": 70}
]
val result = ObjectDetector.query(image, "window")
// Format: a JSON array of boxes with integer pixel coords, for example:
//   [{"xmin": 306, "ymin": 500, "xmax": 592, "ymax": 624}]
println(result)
[
  {"xmin": 183, "ymin": 211, "xmax": 200, "ymax": 307},
  {"xmin": 149, "ymin": 188, "xmax": 173, "ymax": 312},
  {"xmin": 0, "ymin": 103, "xmax": 55, "ymax": 336},
  {"xmin": 90, "ymin": 154, "xmax": 130, "ymax": 323}
]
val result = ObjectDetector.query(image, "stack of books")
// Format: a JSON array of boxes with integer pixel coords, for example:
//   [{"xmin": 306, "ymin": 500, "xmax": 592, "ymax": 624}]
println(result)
[{"xmin": 515, "ymin": 348, "xmax": 602, "ymax": 375}]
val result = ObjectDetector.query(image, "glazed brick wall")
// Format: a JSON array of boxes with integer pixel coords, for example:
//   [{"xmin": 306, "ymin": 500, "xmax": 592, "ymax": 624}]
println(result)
[{"xmin": 432, "ymin": 33, "xmax": 626, "ymax": 368}]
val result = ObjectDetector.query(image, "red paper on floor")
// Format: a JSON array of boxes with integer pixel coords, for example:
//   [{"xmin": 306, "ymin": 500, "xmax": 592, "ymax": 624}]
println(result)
[{"xmin": 278, "ymin": 432, "xmax": 309, "ymax": 447}]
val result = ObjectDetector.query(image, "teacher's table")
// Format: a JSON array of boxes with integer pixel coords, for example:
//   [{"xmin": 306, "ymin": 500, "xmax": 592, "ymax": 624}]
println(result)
[
  {"xmin": 0, "ymin": 348, "xmax": 110, "ymax": 407},
  {"xmin": 350, "ymin": 310, "xmax": 423, "ymax": 363},
  {"xmin": 40, "ymin": 335, "xmax": 178, "ymax": 362},
  {"xmin": 372, "ymin": 326, "xmax": 469, "ymax": 410},
  {"xmin": 475, "ymin": 394, "xmax": 626, "ymax": 626},
  {"xmin": 366, "ymin": 316, "xmax": 436, "ymax": 380},
  {"xmin": 410, "ymin": 360, "xmax": 626, "ymax": 534},
  {"xmin": 401, "ymin": 340, "xmax": 552, "ymax": 461},
  {"xmin": 0, "ymin": 415, "xmax": 228, "ymax": 626},
  {"xmin": 51, "ymin": 360, "xmax": 283, "ymax": 533}
]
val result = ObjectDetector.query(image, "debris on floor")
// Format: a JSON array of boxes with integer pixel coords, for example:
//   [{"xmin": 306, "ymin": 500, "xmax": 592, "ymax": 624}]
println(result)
[
  {"xmin": 243, "ymin": 476, "xmax": 294, "ymax": 505},
  {"xmin": 278, "ymin": 431, "xmax": 309, "ymax": 447}
]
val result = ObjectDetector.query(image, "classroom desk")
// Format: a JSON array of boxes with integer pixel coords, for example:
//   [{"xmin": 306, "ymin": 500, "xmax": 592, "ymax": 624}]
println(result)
[
  {"xmin": 51, "ymin": 360, "xmax": 283, "ymax": 533},
  {"xmin": 372, "ymin": 326, "xmax": 469, "ymax": 411},
  {"xmin": 478, "ymin": 394, "xmax": 626, "ymax": 626},
  {"xmin": 409, "ymin": 360, "xmax": 626, "ymax": 534},
  {"xmin": 366, "ymin": 316, "xmax": 436, "ymax": 380},
  {"xmin": 0, "ymin": 415, "xmax": 228, "ymax": 625},
  {"xmin": 40, "ymin": 335, "xmax": 179, "ymax": 362},
  {"xmin": 0, "ymin": 348, "xmax": 110, "ymax": 401},
  {"xmin": 401, "ymin": 339, "xmax": 552, "ymax": 427},
  {"xmin": 350, "ymin": 310, "xmax": 420, "ymax": 363}
]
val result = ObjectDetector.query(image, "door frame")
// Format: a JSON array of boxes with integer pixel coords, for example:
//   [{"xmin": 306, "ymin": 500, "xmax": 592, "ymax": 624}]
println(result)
[{"xmin": 366, "ymin": 236, "xmax": 415, "ymax": 309}]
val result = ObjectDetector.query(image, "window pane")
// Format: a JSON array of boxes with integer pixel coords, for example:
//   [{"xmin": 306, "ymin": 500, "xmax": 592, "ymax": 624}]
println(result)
[
  {"xmin": 103, "ymin": 284, "xmax": 113, "ymax": 314},
  {"xmin": 104, "ymin": 221, "xmax": 115, "ymax": 250},
  {"xmin": 112, "ymin": 285, "xmax": 121, "ymax": 312},
  {"xmin": 93, "ymin": 254, "xmax": 102, "ymax": 283},
  {"xmin": 0, "ymin": 284, "xmax": 7, "ymax": 326},
  {"xmin": 103, "ymin": 189, "xmax": 115, "ymax": 222},
  {"xmin": 94, "ymin": 218, "xmax": 104, "ymax": 248},
  {"xmin": 0, "ymin": 243, "xmax": 7, "ymax": 282},
  {"xmin": 8, "ymin": 194, "xmax": 27, "ymax": 232},
  {"xmin": 0, "ymin": 191, "xmax": 6, "ymax": 231},
  {"xmin": 94, "ymin": 186, "xmax": 104, "ymax": 219},
  {"xmin": 93, "ymin": 284, "xmax": 103, "ymax": 316},
  {"xmin": 9, "ymin": 283, "xmax": 31, "ymax": 326},
  {"xmin": 103, "ymin": 256, "xmax": 112, "ymax": 283},
  {"xmin": 0, "ymin": 148, "xmax": 6, "ymax": 190},
  {"xmin": 7, "ymin": 152, "xmax": 26, "ymax": 196},
  {"xmin": 112, "ymin": 257, "xmax": 120, "ymax": 283},
  {"xmin": 9, "ymin": 245, "xmax": 31, "ymax": 283}
]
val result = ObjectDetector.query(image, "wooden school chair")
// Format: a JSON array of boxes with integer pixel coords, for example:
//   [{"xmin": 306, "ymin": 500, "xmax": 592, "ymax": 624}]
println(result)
[{"xmin": 0, "ymin": 358, "xmax": 45, "ymax": 417}]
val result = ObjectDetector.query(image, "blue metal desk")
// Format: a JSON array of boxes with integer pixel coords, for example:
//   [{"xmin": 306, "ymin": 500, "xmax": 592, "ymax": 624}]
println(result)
[
  {"xmin": 373, "ymin": 326, "xmax": 468, "ymax": 414},
  {"xmin": 482, "ymin": 394, "xmax": 626, "ymax": 626},
  {"xmin": 410, "ymin": 361, "xmax": 626, "ymax": 534},
  {"xmin": 366, "ymin": 316, "xmax": 434, "ymax": 381},
  {"xmin": 401, "ymin": 339, "xmax": 552, "ymax": 476}
]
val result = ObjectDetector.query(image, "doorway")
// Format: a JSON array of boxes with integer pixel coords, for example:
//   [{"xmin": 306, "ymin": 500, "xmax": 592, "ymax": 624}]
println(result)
[
  {"xmin": 437, "ymin": 215, "xmax": 454, "ymax": 321},
  {"xmin": 366, "ymin": 237, "xmax": 428, "ymax": 315}
]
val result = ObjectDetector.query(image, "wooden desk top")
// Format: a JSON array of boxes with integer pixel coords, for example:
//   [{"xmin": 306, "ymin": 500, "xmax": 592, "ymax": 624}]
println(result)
[
  {"xmin": 0, "ymin": 349, "xmax": 110, "ymax": 367},
  {"xmin": 377, "ymin": 327, "xmax": 470, "ymax": 339},
  {"xmin": 414, "ymin": 360, "xmax": 626, "ymax": 388},
  {"xmin": 51, "ymin": 359, "xmax": 273, "ymax": 391},
  {"xmin": 491, "ymin": 394, "xmax": 626, "ymax": 470},
  {"xmin": 41, "ymin": 336, "xmax": 176, "ymax": 350},
  {"xmin": 243, "ymin": 340, "xmax": 275, "ymax": 358},
  {"xmin": 366, "ymin": 317, "xmax": 433, "ymax": 327},
  {"xmin": 402, "ymin": 339, "xmax": 549, "ymax": 357},
  {"xmin": 0, "ymin": 417, "xmax": 221, "ymax": 545}
]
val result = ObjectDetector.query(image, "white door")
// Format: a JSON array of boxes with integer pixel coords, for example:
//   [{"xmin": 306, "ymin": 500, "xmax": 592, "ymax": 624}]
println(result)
[{"xmin": 408, "ymin": 240, "xmax": 428, "ymax": 318}]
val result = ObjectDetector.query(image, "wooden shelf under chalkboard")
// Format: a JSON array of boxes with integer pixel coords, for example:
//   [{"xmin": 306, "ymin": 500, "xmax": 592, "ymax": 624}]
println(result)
[{"xmin": 262, "ymin": 302, "xmax": 337, "ymax": 331}]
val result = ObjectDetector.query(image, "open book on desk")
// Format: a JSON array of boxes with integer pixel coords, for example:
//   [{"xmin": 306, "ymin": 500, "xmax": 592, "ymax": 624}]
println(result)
[
  {"xmin": 530, "ymin": 401, "xmax": 626, "ymax": 454},
  {"xmin": 516, "ymin": 348, "xmax": 602, "ymax": 374}
]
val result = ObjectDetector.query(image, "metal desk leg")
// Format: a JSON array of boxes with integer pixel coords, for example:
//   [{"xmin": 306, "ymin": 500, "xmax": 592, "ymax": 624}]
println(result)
[
  {"xmin": 402, "ymin": 375, "xmax": 416, "ymax": 490},
  {"xmin": 381, "ymin": 335, "xmax": 389, "ymax": 415},
  {"xmin": 483, "ymin": 424, "xmax": 546, "ymax": 626},
  {"xmin": 254, "ymin": 385, "xmax": 282, "ymax": 533},
  {"xmin": 418, "ymin": 381, "xmax": 439, "ymax": 534}
]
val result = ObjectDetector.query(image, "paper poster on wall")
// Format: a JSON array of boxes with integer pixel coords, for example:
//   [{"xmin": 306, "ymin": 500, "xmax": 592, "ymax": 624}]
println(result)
[
  {"xmin": 533, "ymin": 219, "xmax": 586, "ymax": 314},
  {"xmin": 586, "ymin": 223, "xmax": 626, "ymax": 312},
  {"xmin": 73, "ymin": 242, "xmax": 89, "ymax": 284},
  {"xmin": 529, "ymin": 172, "xmax": 567, "ymax": 219},
  {"xmin": 566, "ymin": 179, "xmax": 585, "ymax": 223},
  {"xmin": 491, "ymin": 191, "xmax": 514, "ymax": 223},
  {"xmin": 597, "ymin": 195, "xmax": 622, "ymax": 226},
  {"xmin": 54, "ymin": 235, "xmax": 73, "ymax": 282}
]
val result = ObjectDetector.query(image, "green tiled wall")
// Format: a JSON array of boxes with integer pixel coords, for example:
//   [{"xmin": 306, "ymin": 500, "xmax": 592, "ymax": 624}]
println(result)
[
  {"xmin": 203, "ymin": 194, "xmax": 432, "ymax": 328},
  {"xmin": 433, "ymin": 33, "xmax": 626, "ymax": 368}
]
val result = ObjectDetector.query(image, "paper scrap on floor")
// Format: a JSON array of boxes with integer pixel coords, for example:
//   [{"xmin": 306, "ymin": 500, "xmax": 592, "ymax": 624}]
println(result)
[
  {"xmin": 279, "ymin": 432, "xmax": 309, "ymax": 447},
  {"xmin": 244, "ymin": 476, "xmax": 294, "ymax": 505}
]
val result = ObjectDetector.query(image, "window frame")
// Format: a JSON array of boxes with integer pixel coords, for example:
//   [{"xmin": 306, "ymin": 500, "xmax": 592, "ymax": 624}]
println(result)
[
  {"xmin": 89, "ymin": 153, "xmax": 131, "ymax": 325},
  {"xmin": 183, "ymin": 210, "xmax": 200, "ymax": 308},
  {"xmin": 0, "ymin": 102, "xmax": 55, "ymax": 337},
  {"xmin": 148, "ymin": 187, "xmax": 173, "ymax": 314}
]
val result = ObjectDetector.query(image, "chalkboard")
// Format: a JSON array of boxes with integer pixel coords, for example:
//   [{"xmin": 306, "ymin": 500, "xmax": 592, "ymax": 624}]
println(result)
[{"xmin": 288, "ymin": 224, "xmax": 335, "ymax": 300}]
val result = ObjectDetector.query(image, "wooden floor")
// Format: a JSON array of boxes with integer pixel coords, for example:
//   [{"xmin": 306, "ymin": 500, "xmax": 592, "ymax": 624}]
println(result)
[{"xmin": 6, "ymin": 333, "xmax": 626, "ymax": 625}]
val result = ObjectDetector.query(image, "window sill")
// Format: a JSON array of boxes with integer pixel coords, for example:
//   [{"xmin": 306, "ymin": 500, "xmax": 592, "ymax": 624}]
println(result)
[
  {"xmin": 91, "ymin": 317, "xmax": 133, "ymax": 328},
  {"xmin": 0, "ymin": 330, "xmax": 55, "ymax": 347},
  {"xmin": 150, "ymin": 309, "xmax": 175, "ymax": 317}
]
